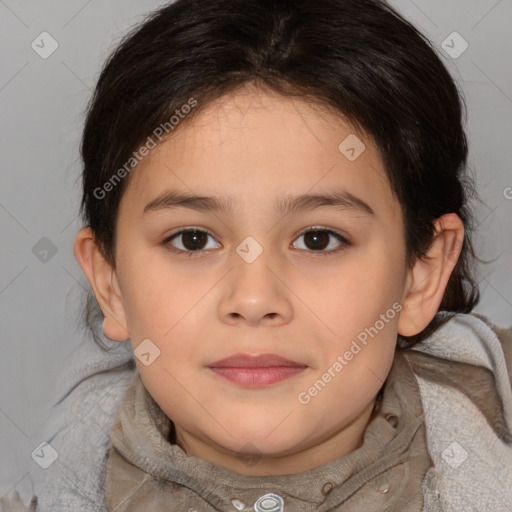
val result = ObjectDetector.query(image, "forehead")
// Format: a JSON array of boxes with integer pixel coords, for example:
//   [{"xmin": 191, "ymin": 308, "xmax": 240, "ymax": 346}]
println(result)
[{"xmin": 120, "ymin": 86, "xmax": 401, "ymax": 223}]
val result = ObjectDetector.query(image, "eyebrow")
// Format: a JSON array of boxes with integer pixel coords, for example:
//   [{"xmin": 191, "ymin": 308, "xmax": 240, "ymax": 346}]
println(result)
[{"xmin": 142, "ymin": 189, "xmax": 375, "ymax": 217}]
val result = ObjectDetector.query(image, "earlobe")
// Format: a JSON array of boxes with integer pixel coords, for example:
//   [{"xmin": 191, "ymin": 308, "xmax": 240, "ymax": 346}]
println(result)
[
  {"xmin": 398, "ymin": 213, "xmax": 464, "ymax": 337},
  {"xmin": 73, "ymin": 227, "xmax": 130, "ymax": 341}
]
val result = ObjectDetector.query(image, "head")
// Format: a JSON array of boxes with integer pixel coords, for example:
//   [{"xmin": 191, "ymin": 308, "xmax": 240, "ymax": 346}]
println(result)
[{"xmin": 74, "ymin": 0, "xmax": 480, "ymax": 475}]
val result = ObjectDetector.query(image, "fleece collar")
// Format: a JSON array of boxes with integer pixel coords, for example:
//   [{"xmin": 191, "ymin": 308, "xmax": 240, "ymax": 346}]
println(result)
[{"xmin": 105, "ymin": 349, "xmax": 432, "ymax": 511}]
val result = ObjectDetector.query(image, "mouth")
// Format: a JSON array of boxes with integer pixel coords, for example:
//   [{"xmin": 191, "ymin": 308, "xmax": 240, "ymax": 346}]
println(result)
[{"xmin": 206, "ymin": 353, "xmax": 308, "ymax": 387}]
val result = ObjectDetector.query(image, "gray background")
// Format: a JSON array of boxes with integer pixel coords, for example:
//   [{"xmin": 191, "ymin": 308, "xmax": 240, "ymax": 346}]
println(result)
[{"xmin": 1, "ymin": 0, "xmax": 511, "ymax": 503}]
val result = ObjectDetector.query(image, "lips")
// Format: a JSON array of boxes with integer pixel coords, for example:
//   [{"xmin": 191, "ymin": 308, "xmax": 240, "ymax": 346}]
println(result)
[{"xmin": 207, "ymin": 353, "xmax": 307, "ymax": 387}]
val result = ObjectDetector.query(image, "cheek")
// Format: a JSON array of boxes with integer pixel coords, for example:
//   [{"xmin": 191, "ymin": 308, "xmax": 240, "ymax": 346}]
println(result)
[
  {"xmin": 302, "ymin": 250, "xmax": 402, "ymax": 377},
  {"xmin": 303, "ymin": 250, "xmax": 401, "ymax": 327},
  {"xmin": 118, "ymin": 247, "xmax": 201, "ymax": 338}
]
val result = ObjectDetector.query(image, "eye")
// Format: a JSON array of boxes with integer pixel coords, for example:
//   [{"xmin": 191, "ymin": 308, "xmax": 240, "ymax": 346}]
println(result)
[
  {"xmin": 291, "ymin": 227, "xmax": 350, "ymax": 254},
  {"xmin": 164, "ymin": 229, "xmax": 221, "ymax": 253}
]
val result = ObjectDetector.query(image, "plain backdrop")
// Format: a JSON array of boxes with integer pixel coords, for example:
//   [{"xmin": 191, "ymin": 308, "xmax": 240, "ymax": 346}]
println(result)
[{"xmin": 1, "ymin": 0, "xmax": 511, "ymax": 503}]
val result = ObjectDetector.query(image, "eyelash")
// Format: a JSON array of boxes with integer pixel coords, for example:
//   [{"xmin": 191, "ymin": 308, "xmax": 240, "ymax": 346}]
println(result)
[{"xmin": 162, "ymin": 226, "xmax": 351, "ymax": 258}]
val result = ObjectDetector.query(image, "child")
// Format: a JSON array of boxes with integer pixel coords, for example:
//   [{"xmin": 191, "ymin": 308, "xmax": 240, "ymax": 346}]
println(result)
[{"xmin": 4, "ymin": 0, "xmax": 511, "ymax": 510}]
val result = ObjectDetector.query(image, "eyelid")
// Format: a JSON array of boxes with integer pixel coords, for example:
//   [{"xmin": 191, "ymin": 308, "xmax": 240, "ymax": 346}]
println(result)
[
  {"xmin": 163, "ymin": 225, "xmax": 351, "ymax": 256},
  {"xmin": 293, "ymin": 225, "xmax": 350, "ymax": 242},
  {"xmin": 291, "ymin": 225, "xmax": 351, "ymax": 254},
  {"xmin": 163, "ymin": 227, "xmax": 221, "ymax": 256},
  {"xmin": 164, "ymin": 226, "xmax": 218, "ymax": 241}
]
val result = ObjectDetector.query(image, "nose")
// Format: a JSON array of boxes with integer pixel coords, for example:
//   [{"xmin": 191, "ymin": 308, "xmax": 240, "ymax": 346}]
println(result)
[{"xmin": 217, "ymin": 251, "xmax": 293, "ymax": 327}]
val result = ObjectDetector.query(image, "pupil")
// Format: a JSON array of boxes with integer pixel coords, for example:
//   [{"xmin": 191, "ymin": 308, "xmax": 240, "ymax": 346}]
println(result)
[
  {"xmin": 305, "ymin": 231, "xmax": 328, "ymax": 250},
  {"xmin": 183, "ymin": 231, "xmax": 206, "ymax": 251}
]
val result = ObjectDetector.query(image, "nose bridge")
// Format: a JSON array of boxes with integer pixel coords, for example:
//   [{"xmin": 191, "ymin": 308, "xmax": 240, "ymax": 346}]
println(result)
[{"xmin": 218, "ymin": 237, "xmax": 293, "ymax": 326}]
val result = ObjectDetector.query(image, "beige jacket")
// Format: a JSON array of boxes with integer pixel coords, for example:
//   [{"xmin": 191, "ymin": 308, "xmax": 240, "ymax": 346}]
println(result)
[
  {"xmin": 103, "ymin": 314, "xmax": 512, "ymax": 512},
  {"xmin": 2, "ymin": 313, "xmax": 511, "ymax": 511}
]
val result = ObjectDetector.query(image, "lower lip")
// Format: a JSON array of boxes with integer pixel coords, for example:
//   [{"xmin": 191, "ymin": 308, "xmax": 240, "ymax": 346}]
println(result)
[{"xmin": 208, "ymin": 366, "xmax": 306, "ymax": 386}]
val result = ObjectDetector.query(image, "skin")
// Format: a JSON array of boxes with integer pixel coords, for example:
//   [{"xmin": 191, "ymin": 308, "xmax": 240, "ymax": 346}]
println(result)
[{"xmin": 74, "ymin": 84, "xmax": 464, "ymax": 476}]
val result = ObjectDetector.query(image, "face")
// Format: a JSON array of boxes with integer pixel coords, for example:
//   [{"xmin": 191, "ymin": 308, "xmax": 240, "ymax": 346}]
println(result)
[{"xmin": 112, "ymin": 86, "xmax": 409, "ymax": 474}]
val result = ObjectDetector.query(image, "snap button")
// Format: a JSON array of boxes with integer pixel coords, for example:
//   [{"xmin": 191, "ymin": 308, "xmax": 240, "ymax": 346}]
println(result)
[
  {"xmin": 385, "ymin": 413, "xmax": 399, "ymax": 428},
  {"xmin": 378, "ymin": 483, "xmax": 391, "ymax": 494},
  {"xmin": 254, "ymin": 493, "xmax": 284, "ymax": 512},
  {"xmin": 321, "ymin": 482, "xmax": 335, "ymax": 495},
  {"xmin": 231, "ymin": 498, "xmax": 246, "ymax": 510}
]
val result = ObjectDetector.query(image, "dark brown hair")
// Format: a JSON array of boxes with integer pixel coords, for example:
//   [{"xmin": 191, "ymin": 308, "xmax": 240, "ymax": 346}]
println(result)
[{"xmin": 78, "ymin": 0, "xmax": 481, "ymax": 350}]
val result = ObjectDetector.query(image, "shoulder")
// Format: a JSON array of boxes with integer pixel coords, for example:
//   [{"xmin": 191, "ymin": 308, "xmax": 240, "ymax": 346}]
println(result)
[
  {"xmin": 29, "ymin": 320, "xmax": 136, "ymax": 512},
  {"xmin": 406, "ymin": 312, "xmax": 512, "ymax": 433},
  {"xmin": 405, "ymin": 312, "xmax": 512, "ymax": 510},
  {"xmin": 479, "ymin": 312, "xmax": 512, "ymax": 386}
]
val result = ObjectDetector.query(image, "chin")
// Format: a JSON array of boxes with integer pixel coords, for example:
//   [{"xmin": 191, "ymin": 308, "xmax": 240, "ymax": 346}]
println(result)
[{"xmin": 215, "ymin": 427, "xmax": 308, "ymax": 457}]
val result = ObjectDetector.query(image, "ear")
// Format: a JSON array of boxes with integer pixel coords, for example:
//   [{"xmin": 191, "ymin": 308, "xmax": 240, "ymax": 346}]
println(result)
[
  {"xmin": 398, "ymin": 213, "xmax": 464, "ymax": 337},
  {"xmin": 73, "ymin": 227, "xmax": 130, "ymax": 341}
]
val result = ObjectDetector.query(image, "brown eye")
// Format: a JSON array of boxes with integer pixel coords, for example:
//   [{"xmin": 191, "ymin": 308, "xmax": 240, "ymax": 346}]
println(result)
[
  {"xmin": 181, "ymin": 231, "xmax": 208, "ymax": 250},
  {"xmin": 303, "ymin": 231, "xmax": 330, "ymax": 250},
  {"xmin": 292, "ymin": 228, "xmax": 349, "ymax": 254},
  {"xmin": 166, "ymin": 229, "xmax": 220, "ymax": 252}
]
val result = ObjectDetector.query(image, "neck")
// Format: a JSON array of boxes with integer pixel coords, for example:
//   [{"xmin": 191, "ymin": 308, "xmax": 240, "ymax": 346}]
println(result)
[{"xmin": 172, "ymin": 396, "xmax": 377, "ymax": 476}]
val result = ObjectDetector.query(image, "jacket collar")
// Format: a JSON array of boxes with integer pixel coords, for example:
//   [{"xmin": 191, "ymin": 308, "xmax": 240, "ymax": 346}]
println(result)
[{"xmin": 105, "ymin": 349, "xmax": 432, "ymax": 511}]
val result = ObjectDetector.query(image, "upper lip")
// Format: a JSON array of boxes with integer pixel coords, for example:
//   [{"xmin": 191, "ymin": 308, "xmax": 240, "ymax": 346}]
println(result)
[{"xmin": 207, "ymin": 353, "xmax": 306, "ymax": 368}]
